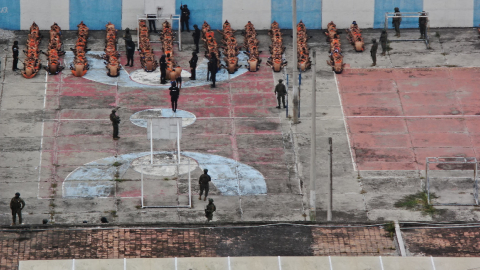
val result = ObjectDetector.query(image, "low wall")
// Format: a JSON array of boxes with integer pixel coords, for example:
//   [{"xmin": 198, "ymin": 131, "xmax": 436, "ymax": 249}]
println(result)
[{"xmin": 0, "ymin": 0, "xmax": 478, "ymax": 30}]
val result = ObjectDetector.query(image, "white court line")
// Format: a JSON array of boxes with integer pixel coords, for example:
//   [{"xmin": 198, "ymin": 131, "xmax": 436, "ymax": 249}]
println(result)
[
  {"xmin": 334, "ymin": 72, "xmax": 357, "ymax": 172},
  {"xmin": 346, "ymin": 115, "xmax": 480, "ymax": 118},
  {"xmin": 37, "ymin": 72, "xmax": 48, "ymax": 199},
  {"xmin": 379, "ymin": 256, "xmax": 384, "ymax": 270},
  {"xmin": 278, "ymin": 256, "xmax": 282, "ymax": 270},
  {"xmin": 328, "ymin": 256, "xmax": 333, "ymax": 270},
  {"xmin": 228, "ymin": 256, "xmax": 231, "ymax": 270},
  {"xmin": 430, "ymin": 256, "xmax": 436, "ymax": 270}
]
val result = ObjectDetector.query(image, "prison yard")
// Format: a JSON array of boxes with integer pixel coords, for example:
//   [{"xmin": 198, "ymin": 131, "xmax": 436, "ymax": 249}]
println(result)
[{"xmin": 3, "ymin": 1, "xmax": 480, "ymax": 268}]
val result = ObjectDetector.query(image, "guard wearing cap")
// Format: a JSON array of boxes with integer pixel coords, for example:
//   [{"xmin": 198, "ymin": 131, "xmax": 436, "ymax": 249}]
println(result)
[
  {"xmin": 180, "ymin": 4, "xmax": 190, "ymax": 32},
  {"xmin": 10, "ymin": 192, "xmax": 25, "ymax": 226},
  {"xmin": 169, "ymin": 81, "xmax": 180, "ymax": 112},
  {"xmin": 199, "ymin": 169, "xmax": 211, "ymax": 201},
  {"xmin": 189, "ymin": 51, "xmax": 198, "ymax": 80},
  {"xmin": 419, "ymin": 11, "xmax": 428, "ymax": 39},
  {"xmin": 205, "ymin": 198, "xmax": 216, "ymax": 222},
  {"xmin": 274, "ymin": 79, "xmax": 287, "ymax": 109},
  {"xmin": 110, "ymin": 109, "xmax": 121, "ymax": 140},
  {"xmin": 370, "ymin": 39, "xmax": 378, "ymax": 66},
  {"xmin": 393, "ymin": 7, "xmax": 402, "ymax": 37}
]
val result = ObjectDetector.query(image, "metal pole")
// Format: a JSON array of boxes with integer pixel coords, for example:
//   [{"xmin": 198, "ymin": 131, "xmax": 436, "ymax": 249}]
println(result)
[
  {"xmin": 292, "ymin": 0, "xmax": 299, "ymax": 124},
  {"xmin": 188, "ymin": 159, "xmax": 192, "ymax": 208},
  {"xmin": 309, "ymin": 50, "xmax": 316, "ymax": 221},
  {"xmin": 177, "ymin": 121, "xmax": 181, "ymax": 164},
  {"xmin": 178, "ymin": 16, "xmax": 182, "ymax": 51},
  {"xmin": 141, "ymin": 172, "xmax": 144, "ymax": 208},
  {"xmin": 150, "ymin": 119, "xmax": 153, "ymax": 164},
  {"xmin": 327, "ymin": 137, "xmax": 333, "ymax": 221},
  {"xmin": 286, "ymin": 74, "xmax": 289, "ymax": 118},
  {"xmin": 298, "ymin": 72, "xmax": 301, "ymax": 118}
]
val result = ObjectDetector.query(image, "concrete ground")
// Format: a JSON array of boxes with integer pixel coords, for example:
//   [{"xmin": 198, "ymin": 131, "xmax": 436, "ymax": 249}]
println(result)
[{"xmin": 1, "ymin": 26, "xmax": 480, "ymax": 225}]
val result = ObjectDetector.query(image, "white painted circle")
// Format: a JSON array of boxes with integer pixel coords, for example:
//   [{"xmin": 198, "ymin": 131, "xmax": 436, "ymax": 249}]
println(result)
[
  {"xmin": 130, "ymin": 69, "xmax": 192, "ymax": 86},
  {"xmin": 131, "ymin": 153, "xmax": 198, "ymax": 177},
  {"xmin": 130, "ymin": 108, "xmax": 196, "ymax": 128}
]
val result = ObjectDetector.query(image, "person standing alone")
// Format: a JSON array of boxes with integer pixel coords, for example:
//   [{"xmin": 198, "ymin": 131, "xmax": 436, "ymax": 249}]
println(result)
[
  {"xmin": 392, "ymin": 7, "xmax": 402, "ymax": 37},
  {"xmin": 12, "ymin": 41, "xmax": 19, "ymax": 71},
  {"xmin": 10, "ymin": 192, "xmax": 25, "ymax": 226},
  {"xmin": 370, "ymin": 39, "xmax": 378, "ymax": 66},
  {"xmin": 125, "ymin": 39, "xmax": 136, "ymax": 67},
  {"xmin": 110, "ymin": 109, "xmax": 120, "ymax": 140},
  {"xmin": 274, "ymin": 79, "xmax": 287, "ymax": 109},
  {"xmin": 180, "ymin": 5, "xmax": 190, "ymax": 32},
  {"xmin": 192, "ymin": 25, "xmax": 201, "ymax": 53},
  {"xmin": 169, "ymin": 81, "xmax": 180, "ymax": 112},
  {"xmin": 198, "ymin": 169, "xmax": 211, "ymax": 201},
  {"xmin": 208, "ymin": 53, "xmax": 218, "ymax": 88},
  {"xmin": 380, "ymin": 30, "xmax": 388, "ymax": 56},
  {"xmin": 189, "ymin": 51, "xmax": 198, "ymax": 80},
  {"xmin": 419, "ymin": 11, "xmax": 428, "ymax": 39}
]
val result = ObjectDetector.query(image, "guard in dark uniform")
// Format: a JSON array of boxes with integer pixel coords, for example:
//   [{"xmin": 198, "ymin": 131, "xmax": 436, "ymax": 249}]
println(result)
[
  {"xmin": 198, "ymin": 169, "xmax": 211, "ymax": 201},
  {"xmin": 147, "ymin": 14, "xmax": 157, "ymax": 33},
  {"xmin": 10, "ymin": 192, "xmax": 25, "ymax": 226},
  {"xmin": 189, "ymin": 52, "xmax": 198, "ymax": 80},
  {"xmin": 180, "ymin": 5, "xmax": 190, "ymax": 32},
  {"xmin": 192, "ymin": 25, "xmax": 201, "ymax": 53},
  {"xmin": 126, "ymin": 39, "xmax": 136, "ymax": 67},
  {"xmin": 392, "ymin": 7, "xmax": 402, "ymax": 37},
  {"xmin": 274, "ymin": 79, "xmax": 287, "ymax": 109},
  {"xmin": 110, "ymin": 109, "xmax": 120, "ymax": 140},
  {"xmin": 12, "ymin": 41, "xmax": 19, "ymax": 71},
  {"xmin": 370, "ymin": 39, "xmax": 378, "ymax": 66},
  {"xmin": 419, "ymin": 11, "xmax": 428, "ymax": 39},
  {"xmin": 205, "ymin": 198, "xmax": 216, "ymax": 222},
  {"xmin": 208, "ymin": 53, "xmax": 218, "ymax": 88},
  {"xmin": 380, "ymin": 30, "xmax": 388, "ymax": 56},
  {"xmin": 160, "ymin": 55, "xmax": 167, "ymax": 84},
  {"xmin": 169, "ymin": 81, "xmax": 180, "ymax": 112}
]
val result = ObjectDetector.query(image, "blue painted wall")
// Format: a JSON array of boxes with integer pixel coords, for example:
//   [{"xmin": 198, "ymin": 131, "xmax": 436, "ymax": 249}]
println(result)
[
  {"xmin": 374, "ymin": 0, "xmax": 423, "ymax": 29},
  {"xmin": 474, "ymin": 0, "xmax": 480, "ymax": 27},
  {"xmin": 70, "ymin": 0, "xmax": 122, "ymax": 30},
  {"xmin": 0, "ymin": 0, "xmax": 20, "ymax": 30},
  {"xmin": 175, "ymin": 0, "xmax": 223, "ymax": 30},
  {"xmin": 272, "ymin": 0, "xmax": 322, "ymax": 29}
]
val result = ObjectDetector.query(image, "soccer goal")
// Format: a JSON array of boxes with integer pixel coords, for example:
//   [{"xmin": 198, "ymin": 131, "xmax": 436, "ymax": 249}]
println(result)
[
  {"xmin": 384, "ymin": 11, "xmax": 430, "ymax": 49},
  {"xmin": 425, "ymin": 157, "xmax": 479, "ymax": 206},
  {"xmin": 137, "ymin": 14, "xmax": 182, "ymax": 51}
]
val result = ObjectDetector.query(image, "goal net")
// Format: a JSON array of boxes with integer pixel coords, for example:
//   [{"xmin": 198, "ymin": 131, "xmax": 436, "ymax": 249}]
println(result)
[
  {"xmin": 384, "ymin": 11, "xmax": 430, "ymax": 48},
  {"xmin": 425, "ymin": 157, "xmax": 479, "ymax": 206}
]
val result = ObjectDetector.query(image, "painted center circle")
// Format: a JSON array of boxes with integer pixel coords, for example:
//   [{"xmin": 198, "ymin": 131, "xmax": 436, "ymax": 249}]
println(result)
[
  {"xmin": 130, "ymin": 69, "xmax": 192, "ymax": 86},
  {"xmin": 131, "ymin": 153, "xmax": 198, "ymax": 177},
  {"xmin": 130, "ymin": 108, "xmax": 196, "ymax": 128}
]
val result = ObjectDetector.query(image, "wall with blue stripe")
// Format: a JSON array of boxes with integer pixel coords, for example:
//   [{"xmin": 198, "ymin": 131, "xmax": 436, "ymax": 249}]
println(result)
[
  {"xmin": 0, "ymin": 0, "xmax": 20, "ymax": 30},
  {"xmin": 69, "ymin": 0, "xmax": 122, "ymax": 30},
  {"xmin": 272, "ymin": 0, "xmax": 322, "ymax": 29},
  {"xmin": 374, "ymin": 0, "xmax": 423, "ymax": 29},
  {"xmin": 175, "ymin": 0, "xmax": 223, "ymax": 30},
  {"xmin": 2, "ymin": 0, "xmax": 480, "ymax": 30}
]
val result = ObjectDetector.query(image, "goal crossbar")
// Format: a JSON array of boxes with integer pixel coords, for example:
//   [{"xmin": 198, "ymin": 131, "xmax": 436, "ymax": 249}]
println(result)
[
  {"xmin": 137, "ymin": 15, "xmax": 182, "ymax": 51},
  {"xmin": 384, "ymin": 11, "xmax": 430, "ymax": 48},
  {"xmin": 425, "ymin": 157, "xmax": 479, "ymax": 206}
]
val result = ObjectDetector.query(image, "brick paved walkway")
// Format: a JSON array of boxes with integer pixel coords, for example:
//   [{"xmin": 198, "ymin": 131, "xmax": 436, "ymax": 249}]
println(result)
[
  {"xmin": 0, "ymin": 224, "xmax": 395, "ymax": 269},
  {"xmin": 402, "ymin": 226, "xmax": 480, "ymax": 257}
]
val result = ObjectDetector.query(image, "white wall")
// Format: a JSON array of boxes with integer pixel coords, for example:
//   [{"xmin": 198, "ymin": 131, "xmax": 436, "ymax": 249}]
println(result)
[
  {"xmin": 424, "ymin": 0, "xmax": 474, "ymax": 28},
  {"xmin": 122, "ymin": 0, "xmax": 145, "ymax": 30},
  {"xmin": 322, "ymin": 0, "xmax": 375, "ymax": 29},
  {"xmin": 20, "ymin": 0, "xmax": 69, "ymax": 30},
  {"xmin": 222, "ymin": 0, "xmax": 272, "ymax": 30}
]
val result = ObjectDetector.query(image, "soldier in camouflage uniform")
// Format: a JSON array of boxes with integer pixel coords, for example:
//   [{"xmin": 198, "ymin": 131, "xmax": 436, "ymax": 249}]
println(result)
[
  {"xmin": 370, "ymin": 39, "xmax": 378, "ymax": 66},
  {"xmin": 380, "ymin": 30, "xmax": 388, "ymax": 56},
  {"xmin": 393, "ymin": 7, "xmax": 402, "ymax": 37},
  {"xmin": 10, "ymin": 192, "xmax": 25, "ymax": 226},
  {"xmin": 205, "ymin": 198, "xmax": 216, "ymax": 222}
]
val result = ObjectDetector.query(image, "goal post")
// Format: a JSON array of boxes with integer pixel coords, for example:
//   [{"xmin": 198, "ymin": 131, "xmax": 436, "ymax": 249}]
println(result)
[
  {"xmin": 425, "ymin": 157, "xmax": 479, "ymax": 206},
  {"xmin": 384, "ymin": 11, "xmax": 430, "ymax": 49},
  {"xmin": 136, "ymin": 14, "xmax": 182, "ymax": 51}
]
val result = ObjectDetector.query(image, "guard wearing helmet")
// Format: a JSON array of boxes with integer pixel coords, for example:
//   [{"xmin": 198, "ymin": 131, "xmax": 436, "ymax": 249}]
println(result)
[
  {"xmin": 274, "ymin": 79, "xmax": 287, "ymax": 109},
  {"xmin": 370, "ymin": 39, "xmax": 378, "ymax": 66},
  {"xmin": 10, "ymin": 192, "xmax": 25, "ymax": 226},
  {"xmin": 392, "ymin": 7, "xmax": 402, "ymax": 37},
  {"xmin": 205, "ymin": 198, "xmax": 216, "ymax": 222},
  {"xmin": 419, "ymin": 11, "xmax": 428, "ymax": 39},
  {"xmin": 198, "ymin": 169, "xmax": 211, "ymax": 201},
  {"xmin": 110, "ymin": 109, "xmax": 120, "ymax": 140}
]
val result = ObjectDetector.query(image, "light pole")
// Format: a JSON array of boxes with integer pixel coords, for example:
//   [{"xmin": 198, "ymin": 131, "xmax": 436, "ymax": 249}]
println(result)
[
  {"xmin": 292, "ymin": 0, "xmax": 299, "ymax": 124},
  {"xmin": 309, "ymin": 50, "xmax": 316, "ymax": 221}
]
